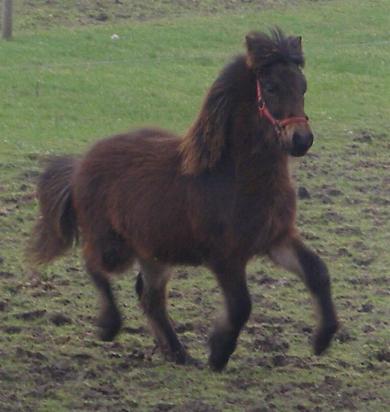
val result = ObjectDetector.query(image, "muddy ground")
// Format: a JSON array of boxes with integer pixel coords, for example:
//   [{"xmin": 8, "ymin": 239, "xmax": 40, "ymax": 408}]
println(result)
[{"xmin": 1, "ymin": 130, "xmax": 389, "ymax": 411}]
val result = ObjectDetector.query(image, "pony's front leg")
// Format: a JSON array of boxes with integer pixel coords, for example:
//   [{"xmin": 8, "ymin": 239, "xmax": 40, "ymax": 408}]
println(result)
[
  {"xmin": 209, "ymin": 263, "xmax": 252, "ymax": 371},
  {"xmin": 269, "ymin": 236, "xmax": 339, "ymax": 355}
]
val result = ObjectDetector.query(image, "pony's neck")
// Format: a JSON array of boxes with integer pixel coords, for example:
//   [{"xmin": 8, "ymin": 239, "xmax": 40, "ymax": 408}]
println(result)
[
  {"xmin": 223, "ymin": 57, "xmax": 290, "ymax": 180},
  {"xmin": 234, "ymin": 144, "xmax": 291, "ymax": 191},
  {"xmin": 180, "ymin": 55, "xmax": 252, "ymax": 175}
]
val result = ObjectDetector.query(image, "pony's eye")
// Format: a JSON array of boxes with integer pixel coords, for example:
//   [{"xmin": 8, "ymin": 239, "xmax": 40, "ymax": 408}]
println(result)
[{"xmin": 263, "ymin": 82, "xmax": 276, "ymax": 94}]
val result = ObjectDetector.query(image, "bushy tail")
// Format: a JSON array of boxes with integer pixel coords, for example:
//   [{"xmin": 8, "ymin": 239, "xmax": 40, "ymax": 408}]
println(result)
[{"xmin": 27, "ymin": 155, "xmax": 79, "ymax": 266}]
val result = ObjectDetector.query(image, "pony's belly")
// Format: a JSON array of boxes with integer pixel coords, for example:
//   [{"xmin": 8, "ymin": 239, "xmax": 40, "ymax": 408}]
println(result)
[{"xmin": 154, "ymin": 246, "xmax": 204, "ymax": 266}]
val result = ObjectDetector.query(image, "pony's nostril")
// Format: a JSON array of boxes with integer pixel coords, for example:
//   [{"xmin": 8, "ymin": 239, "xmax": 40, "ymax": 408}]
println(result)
[
  {"xmin": 292, "ymin": 133, "xmax": 304, "ymax": 149},
  {"xmin": 291, "ymin": 132, "xmax": 313, "ymax": 156}
]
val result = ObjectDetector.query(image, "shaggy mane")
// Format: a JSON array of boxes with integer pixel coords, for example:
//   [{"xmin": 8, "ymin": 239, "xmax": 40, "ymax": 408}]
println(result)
[{"xmin": 180, "ymin": 56, "xmax": 245, "ymax": 174}]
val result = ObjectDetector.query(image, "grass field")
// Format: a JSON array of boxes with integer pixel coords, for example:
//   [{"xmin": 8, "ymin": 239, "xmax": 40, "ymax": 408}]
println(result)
[{"xmin": 0, "ymin": 1, "xmax": 389, "ymax": 411}]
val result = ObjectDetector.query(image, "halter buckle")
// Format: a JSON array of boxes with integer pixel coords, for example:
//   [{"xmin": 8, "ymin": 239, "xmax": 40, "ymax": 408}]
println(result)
[{"xmin": 257, "ymin": 98, "xmax": 265, "ymax": 110}]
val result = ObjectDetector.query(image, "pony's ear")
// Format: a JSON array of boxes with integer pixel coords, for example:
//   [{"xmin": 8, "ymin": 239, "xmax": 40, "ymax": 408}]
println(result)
[
  {"xmin": 245, "ymin": 32, "xmax": 258, "ymax": 53},
  {"xmin": 288, "ymin": 36, "xmax": 302, "ymax": 53},
  {"xmin": 245, "ymin": 32, "xmax": 261, "ymax": 69}
]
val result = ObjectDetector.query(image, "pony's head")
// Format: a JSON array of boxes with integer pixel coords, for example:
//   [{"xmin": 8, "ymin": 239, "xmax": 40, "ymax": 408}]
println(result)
[
  {"xmin": 246, "ymin": 28, "xmax": 313, "ymax": 157},
  {"xmin": 181, "ymin": 28, "xmax": 314, "ymax": 175}
]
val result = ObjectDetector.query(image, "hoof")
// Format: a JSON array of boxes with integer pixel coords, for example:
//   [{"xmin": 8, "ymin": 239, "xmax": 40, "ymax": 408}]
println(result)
[
  {"xmin": 158, "ymin": 340, "xmax": 200, "ymax": 366},
  {"xmin": 163, "ymin": 347, "xmax": 188, "ymax": 365},
  {"xmin": 313, "ymin": 322, "xmax": 339, "ymax": 355},
  {"xmin": 97, "ymin": 307, "xmax": 122, "ymax": 341},
  {"xmin": 208, "ymin": 351, "xmax": 230, "ymax": 372},
  {"xmin": 208, "ymin": 331, "xmax": 236, "ymax": 372}
]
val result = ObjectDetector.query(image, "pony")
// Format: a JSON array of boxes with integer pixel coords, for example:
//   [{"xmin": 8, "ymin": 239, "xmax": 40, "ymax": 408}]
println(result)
[{"xmin": 28, "ymin": 28, "xmax": 339, "ymax": 371}]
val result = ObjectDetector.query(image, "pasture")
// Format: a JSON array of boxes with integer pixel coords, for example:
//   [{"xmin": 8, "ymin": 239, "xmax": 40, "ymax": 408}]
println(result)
[{"xmin": 0, "ymin": 1, "xmax": 389, "ymax": 411}]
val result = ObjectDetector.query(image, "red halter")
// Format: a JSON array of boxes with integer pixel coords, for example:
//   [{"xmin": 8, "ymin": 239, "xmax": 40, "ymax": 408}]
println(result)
[{"xmin": 256, "ymin": 79, "xmax": 309, "ymax": 135}]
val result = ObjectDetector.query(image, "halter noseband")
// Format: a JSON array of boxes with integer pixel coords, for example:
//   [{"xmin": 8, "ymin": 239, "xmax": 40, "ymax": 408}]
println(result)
[{"xmin": 256, "ymin": 78, "xmax": 309, "ymax": 135}]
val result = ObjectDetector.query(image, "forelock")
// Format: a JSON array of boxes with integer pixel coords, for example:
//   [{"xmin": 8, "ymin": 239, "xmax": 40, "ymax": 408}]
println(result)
[{"xmin": 247, "ymin": 27, "xmax": 305, "ymax": 68}]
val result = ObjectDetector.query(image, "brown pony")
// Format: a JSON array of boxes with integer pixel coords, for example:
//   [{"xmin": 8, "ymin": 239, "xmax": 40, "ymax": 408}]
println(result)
[{"xmin": 28, "ymin": 28, "xmax": 338, "ymax": 371}]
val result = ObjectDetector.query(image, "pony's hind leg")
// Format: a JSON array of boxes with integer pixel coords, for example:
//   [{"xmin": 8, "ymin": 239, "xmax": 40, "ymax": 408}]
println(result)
[
  {"xmin": 84, "ymin": 230, "xmax": 134, "ymax": 341},
  {"xmin": 208, "ymin": 262, "xmax": 252, "ymax": 371},
  {"xmin": 86, "ymin": 261, "xmax": 122, "ymax": 341},
  {"xmin": 269, "ymin": 236, "xmax": 339, "ymax": 355},
  {"xmin": 136, "ymin": 260, "xmax": 187, "ymax": 364}
]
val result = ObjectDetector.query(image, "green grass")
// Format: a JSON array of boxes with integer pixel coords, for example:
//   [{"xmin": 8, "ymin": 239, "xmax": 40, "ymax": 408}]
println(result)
[{"xmin": 1, "ymin": 1, "xmax": 390, "ymax": 411}]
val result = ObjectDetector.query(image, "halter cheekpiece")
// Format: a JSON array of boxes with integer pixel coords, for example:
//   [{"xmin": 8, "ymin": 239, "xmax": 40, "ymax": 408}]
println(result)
[{"xmin": 256, "ymin": 78, "xmax": 309, "ymax": 135}]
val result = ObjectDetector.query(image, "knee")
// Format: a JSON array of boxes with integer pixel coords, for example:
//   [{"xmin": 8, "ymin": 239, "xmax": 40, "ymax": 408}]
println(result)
[{"xmin": 140, "ymin": 287, "xmax": 165, "ymax": 315}]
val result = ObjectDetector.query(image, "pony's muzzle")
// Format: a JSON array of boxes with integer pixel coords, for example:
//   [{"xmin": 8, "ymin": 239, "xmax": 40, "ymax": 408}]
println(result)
[{"xmin": 290, "ymin": 130, "xmax": 314, "ymax": 157}]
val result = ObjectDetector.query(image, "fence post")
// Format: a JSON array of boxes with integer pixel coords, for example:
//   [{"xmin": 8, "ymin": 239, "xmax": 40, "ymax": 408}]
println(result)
[{"xmin": 2, "ymin": 0, "xmax": 13, "ymax": 40}]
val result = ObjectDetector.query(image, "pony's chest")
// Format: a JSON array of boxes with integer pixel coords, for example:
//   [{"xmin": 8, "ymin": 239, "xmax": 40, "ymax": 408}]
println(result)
[{"xmin": 233, "ymin": 186, "xmax": 296, "ymax": 249}]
